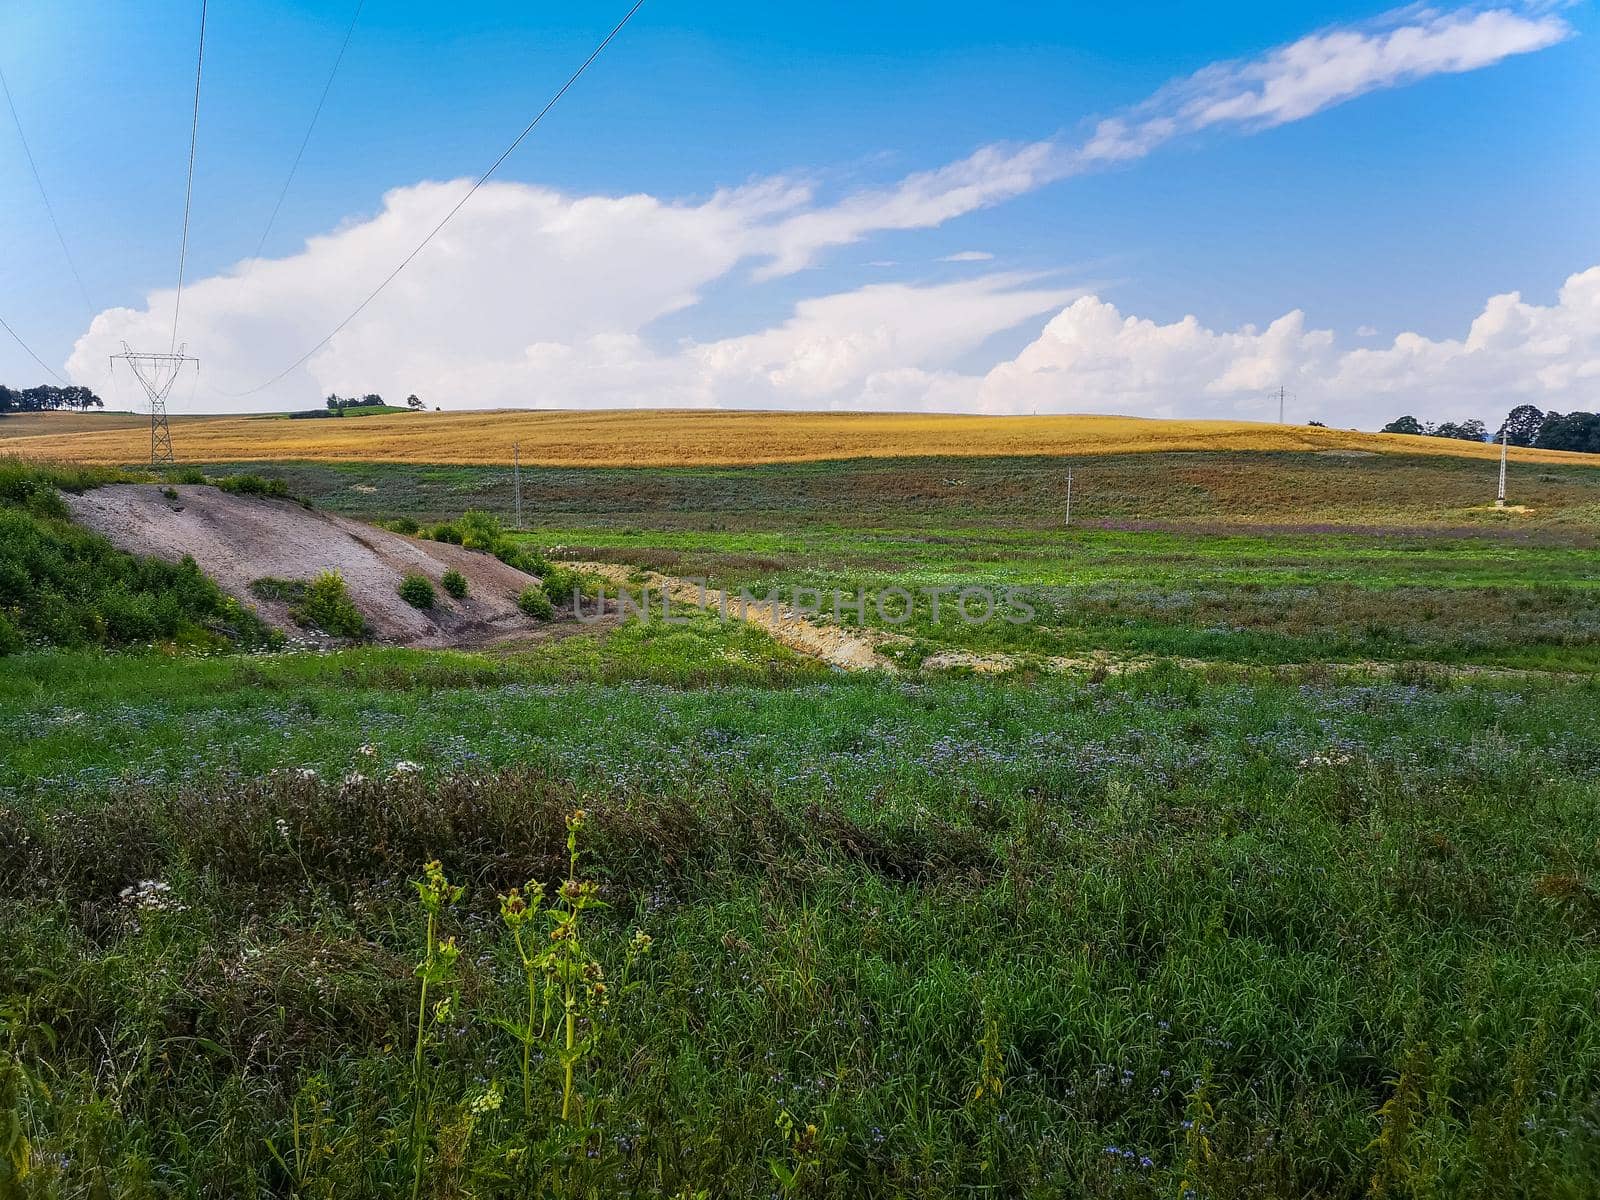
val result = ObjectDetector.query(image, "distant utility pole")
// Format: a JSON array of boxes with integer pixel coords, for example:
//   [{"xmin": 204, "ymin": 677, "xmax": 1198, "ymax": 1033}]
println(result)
[
  {"xmin": 1496, "ymin": 430, "xmax": 1508, "ymax": 509},
  {"xmin": 1273, "ymin": 385, "xmax": 1295, "ymax": 424},
  {"xmin": 513, "ymin": 441, "xmax": 523, "ymax": 528},
  {"xmin": 1065, "ymin": 467, "xmax": 1073, "ymax": 527},
  {"xmin": 109, "ymin": 341, "xmax": 197, "ymax": 466}
]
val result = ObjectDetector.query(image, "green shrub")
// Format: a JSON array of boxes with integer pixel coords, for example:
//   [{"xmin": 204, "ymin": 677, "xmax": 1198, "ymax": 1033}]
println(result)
[
  {"xmin": 497, "ymin": 543, "xmax": 550, "ymax": 576},
  {"xmin": 458, "ymin": 509, "xmax": 504, "ymax": 553},
  {"xmin": 166, "ymin": 467, "xmax": 206, "ymax": 485},
  {"xmin": 540, "ymin": 566, "xmax": 586, "ymax": 606},
  {"xmin": 161, "ymin": 487, "xmax": 179, "ymax": 501},
  {"xmin": 293, "ymin": 571, "xmax": 370, "ymax": 638},
  {"xmin": 215, "ymin": 473, "xmax": 291, "ymax": 500},
  {"xmin": 441, "ymin": 569, "xmax": 468, "ymax": 599},
  {"xmin": 517, "ymin": 585, "xmax": 553, "ymax": 620},
  {"xmin": 428, "ymin": 522, "xmax": 462, "ymax": 546},
  {"xmin": 387, "ymin": 516, "xmax": 420, "ymax": 535},
  {"xmin": 399, "ymin": 574, "xmax": 435, "ymax": 610}
]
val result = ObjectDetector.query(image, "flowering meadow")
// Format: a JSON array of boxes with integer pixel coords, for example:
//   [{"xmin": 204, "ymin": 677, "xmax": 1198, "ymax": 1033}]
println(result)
[{"xmin": 3, "ymin": 645, "xmax": 1599, "ymax": 1196}]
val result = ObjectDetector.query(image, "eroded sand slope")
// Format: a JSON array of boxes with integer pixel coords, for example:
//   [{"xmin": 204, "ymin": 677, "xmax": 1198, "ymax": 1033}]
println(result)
[{"xmin": 66, "ymin": 484, "xmax": 540, "ymax": 647}]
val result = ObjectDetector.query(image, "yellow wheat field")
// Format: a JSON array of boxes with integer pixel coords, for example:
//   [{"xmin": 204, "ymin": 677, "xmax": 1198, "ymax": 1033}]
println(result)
[{"xmin": 7, "ymin": 409, "xmax": 1599, "ymax": 468}]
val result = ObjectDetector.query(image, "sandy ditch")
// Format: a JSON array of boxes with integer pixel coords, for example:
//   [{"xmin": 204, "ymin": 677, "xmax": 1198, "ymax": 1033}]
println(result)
[{"xmin": 567, "ymin": 561, "xmax": 893, "ymax": 671}]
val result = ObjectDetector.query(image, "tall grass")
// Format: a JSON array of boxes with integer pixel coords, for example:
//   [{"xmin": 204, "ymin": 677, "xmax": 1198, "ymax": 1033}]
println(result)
[{"xmin": 1, "ymin": 659, "xmax": 1598, "ymax": 1194}]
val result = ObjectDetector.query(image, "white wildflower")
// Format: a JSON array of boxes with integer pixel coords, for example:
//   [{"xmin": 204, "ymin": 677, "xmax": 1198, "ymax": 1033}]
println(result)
[
  {"xmin": 469, "ymin": 1080, "xmax": 503, "ymax": 1115},
  {"xmin": 119, "ymin": 879, "xmax": 186, "ymax": 913}
]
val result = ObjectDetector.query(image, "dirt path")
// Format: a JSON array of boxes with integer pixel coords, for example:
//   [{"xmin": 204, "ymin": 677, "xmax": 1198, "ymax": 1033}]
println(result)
[
  {"xmin": 570, "ymin": 561, "xmax": 1584, "ymax": 682},
  {"xmin": 67, "ymin": 484, "xmax": 542, "ymax": 648},
  {"xmin": 568, "ymin": 562, "xmax": 893, "ymax": 671}
]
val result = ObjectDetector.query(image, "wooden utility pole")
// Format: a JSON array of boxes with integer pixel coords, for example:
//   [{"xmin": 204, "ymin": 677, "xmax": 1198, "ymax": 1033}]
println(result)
[
  {"xmin": 513, "ymin": 441, "xmax": 522, "ymax": 528},
  {"xmin": 1496, "ymin": 431, "xmax": 1508, "ymax": 509}
]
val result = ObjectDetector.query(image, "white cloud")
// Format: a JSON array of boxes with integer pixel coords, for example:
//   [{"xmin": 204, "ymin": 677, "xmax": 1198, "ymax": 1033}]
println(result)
[
  {"xmin": 64, "ymin": 2, "xmax": 1575, "ymax": 418},
  {"xmin": 1356, "ymin": 324, "xmax": 1379, "ymax": 337},
  {"xmin": 974, "ymin": 266, "xmax": 1600, "ymax": 426},
  {"xmin": 753, "ymin": 141, "xmax": 1058, "ymax": 279},
  {"xmin": 1070, "ymin": 4, "xmax": 1571, "ymax": 167},
  {"xmin": 941, "ymin": 250, "xmax": 996, "ymax": 263}
]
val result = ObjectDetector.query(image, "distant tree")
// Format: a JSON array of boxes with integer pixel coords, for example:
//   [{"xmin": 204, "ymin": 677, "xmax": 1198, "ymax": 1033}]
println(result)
[
  {"xmin": 1534, "ymin": 411, "xmax": 1600, "ymax": 454},
  {"xmin": 1431, "ymin": 419, "xmax": 1487, "ymax": 442},
  {"xmin": 1497, "ymin": 404, "xmax": 1545, "ymax": 447},
  {"xmin": 325, "ymin": 394, "xmax": 345, "ymax": 415},
  {"xmin": 0, "ymin": 383, "xmax": 104, "ymax": 413},
  {"xmin": 359, "ymin": 393, "xmax": 384, "ymax": 407},
  {"xmin": 406, "ymin": 393, "xmax": 425, "ymax": 411},
  {"xmin": 1308, "ymin": 420, "xmax": 1326, "ymax": 428},
  {"xmin": 1382, "ymin": 415, "xmax": 1425, "ymax": 435}
]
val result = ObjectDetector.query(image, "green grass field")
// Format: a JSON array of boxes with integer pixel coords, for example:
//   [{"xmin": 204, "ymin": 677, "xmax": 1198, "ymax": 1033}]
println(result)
[
  {"xmin": 212, "ymin": 453, "xmax": 1600, "ymax": 673},
  {"xmin": 3, "ymin": 448, "xmax": 1599, "ymax": 1197}
]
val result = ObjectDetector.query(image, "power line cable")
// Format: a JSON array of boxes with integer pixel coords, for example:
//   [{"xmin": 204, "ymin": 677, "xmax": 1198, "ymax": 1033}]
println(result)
[
  {"xmin": 228, "ymin": 0, "xmax": 647, "ymax": 397},
  {"xmin": 0, "ymin": 59, "xmax": 95, "ymax": 314},
  {"xmin": 249, "ymin": 0, "xmax": 367, "ymax": 264},
  {"xmin": 0, "ymin": 313, "xmax": 68, "ymax": 384},
  {"xmin": 171, "ymin": 0, "xmax": 209, "ymax": 354}
]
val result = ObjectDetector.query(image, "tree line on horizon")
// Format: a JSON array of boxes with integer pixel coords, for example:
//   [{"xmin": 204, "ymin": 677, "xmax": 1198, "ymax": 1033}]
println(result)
[
  {"xmin": 0, "ymin": 384, "xmax": 104, "ymax": 413},
  {"xmin": 1382, "ymin": 404, "xmax": 1600, "ymax": 454}
]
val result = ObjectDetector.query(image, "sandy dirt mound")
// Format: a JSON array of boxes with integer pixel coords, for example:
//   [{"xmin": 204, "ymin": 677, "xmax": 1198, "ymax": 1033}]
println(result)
[{"xmin": 65, "ymin": 484, "xmax": 540, "ymax": 648}]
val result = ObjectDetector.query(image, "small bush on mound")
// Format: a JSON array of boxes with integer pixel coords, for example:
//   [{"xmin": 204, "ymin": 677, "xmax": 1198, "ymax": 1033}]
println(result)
[
  {"xmin": 517, "ymin": 585, "xmax": 553, "ymax": 620},
  {"xmin": 497, "ymin": 542, "xmax": 549, "ymax": 576},
  {"xmin": 458, "ymin": 509, "xmax": 504, "ymax": 553},
  {"xmin": 441, "ymin": 569, "xmax": 468, "ymax": 599},
  {"xmin": 293, "ymin": 571, "xmax": 370, "ymax": 638},
  {"xmin": 399, "ymin": 573, "xmax": 435, "ymax": 610},
  {"xmin": 540, "ymin": 566, "xmax": 589, "ymax": 607},
  {"xmin": 215, "ymin": 473, "xmax": 291, "ymax": 500},
  {"xmin": 386, "ymin": 516, "xmax": 419, "ymax": 535},
  {"xmin": 423, "ymin": 508, "xmax": 550, "ymax": 576}
]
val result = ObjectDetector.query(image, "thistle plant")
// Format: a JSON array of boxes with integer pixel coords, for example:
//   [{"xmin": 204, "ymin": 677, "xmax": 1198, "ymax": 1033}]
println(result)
[
  {"xmin": 497, "ymin": 880, "xmax": 548, "ymax": 1116},
  {"xmin": 496, "ymin": 809, "xmax": 652, "ymax": 1125},
  {"xmin": 410, "ymin": 860, "xmax": 463, "ymax": 1200}
]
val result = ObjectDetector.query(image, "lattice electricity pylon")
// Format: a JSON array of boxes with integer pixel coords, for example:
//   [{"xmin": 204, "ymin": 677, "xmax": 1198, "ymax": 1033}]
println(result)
[{"xmin": 110, "ymin": 342, "xmax": 198, "ymax": 466}]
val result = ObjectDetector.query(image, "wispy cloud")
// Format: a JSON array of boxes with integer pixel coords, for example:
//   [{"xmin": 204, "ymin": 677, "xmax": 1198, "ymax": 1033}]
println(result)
[
  {"xmin": 1071, "ymin": 3, "xmax": 1571, "ymax": 166},
  {"xmin": 942, "ymin": 251, "xmax": 995, "ymax": 263},
  {"xmin": 750, "ymin": 3, "xmax": 1572, "ymax": 275}
]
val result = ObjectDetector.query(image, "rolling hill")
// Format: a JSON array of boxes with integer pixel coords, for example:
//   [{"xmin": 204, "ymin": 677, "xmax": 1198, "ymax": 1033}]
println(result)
[{"xmin": 7, "ymin": 408, "xmax": 1600, "ymax": 468}]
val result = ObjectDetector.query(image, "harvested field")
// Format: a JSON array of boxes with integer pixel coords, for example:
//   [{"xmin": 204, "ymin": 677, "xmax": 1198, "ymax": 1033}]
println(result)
[{"xmin": 11, "ymin": 408, "xmax": 1600, "ymax": 467}]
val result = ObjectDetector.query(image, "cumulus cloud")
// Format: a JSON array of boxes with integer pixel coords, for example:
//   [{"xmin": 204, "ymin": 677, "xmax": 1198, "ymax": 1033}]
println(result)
[
  {"xmin": 65, "ymin": 1, "xmax": 1575, "ymax": 417},
  {"xmin": 974, "ymin": 266, "xmax": 1600, "ymax": 426}
]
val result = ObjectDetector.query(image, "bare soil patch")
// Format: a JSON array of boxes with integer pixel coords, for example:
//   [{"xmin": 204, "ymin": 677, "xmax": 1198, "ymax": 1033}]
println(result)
[{"xmin": 65, "ymin": 484, "xmax": 543, "ymax": 648}]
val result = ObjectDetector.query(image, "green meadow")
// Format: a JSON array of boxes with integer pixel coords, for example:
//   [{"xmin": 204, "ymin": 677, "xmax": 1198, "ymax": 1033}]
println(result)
[{"xmin": 3, "ymin": 449, "xmax": 1599, "ymax": 1197}]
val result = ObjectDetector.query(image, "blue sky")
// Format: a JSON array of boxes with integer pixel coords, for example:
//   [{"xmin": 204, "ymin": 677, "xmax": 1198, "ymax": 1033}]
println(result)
[{"xmin": 2, "ymin": 1, "xmax": 1596, "ymax": 425}]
